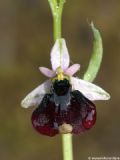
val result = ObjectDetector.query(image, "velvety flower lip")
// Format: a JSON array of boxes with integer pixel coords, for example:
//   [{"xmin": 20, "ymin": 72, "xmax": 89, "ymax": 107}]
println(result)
[
  {"xmin": 21, "ymin": 38, "xmax": 110, "ymax": 136},
  {"xmin": 31, "ymin": 90, "xmax": 96, "ymax": 136}
]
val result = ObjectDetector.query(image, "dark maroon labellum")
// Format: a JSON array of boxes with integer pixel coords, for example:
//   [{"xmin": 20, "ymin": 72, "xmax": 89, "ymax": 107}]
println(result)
[{"xmin": 31, "ymin": 79, "xmax": 96, "ymax": 136}]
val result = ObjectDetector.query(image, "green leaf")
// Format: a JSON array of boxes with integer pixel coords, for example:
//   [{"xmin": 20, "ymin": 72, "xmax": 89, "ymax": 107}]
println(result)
[{"xmin": 83, "ymin": 22, "xmax": 103, "ymax": 82}]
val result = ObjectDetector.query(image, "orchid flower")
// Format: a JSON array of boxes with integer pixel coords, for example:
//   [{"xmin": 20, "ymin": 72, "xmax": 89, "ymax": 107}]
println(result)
[{"xmin": 21, "ymin": 38, "xmax": 110, "ymax": 137}]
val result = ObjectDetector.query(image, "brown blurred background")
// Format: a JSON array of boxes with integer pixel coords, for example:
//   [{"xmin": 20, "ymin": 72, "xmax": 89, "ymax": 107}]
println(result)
[{"xmin": 0, "ymin": 0, "xmax": 120, "ymax": 160}]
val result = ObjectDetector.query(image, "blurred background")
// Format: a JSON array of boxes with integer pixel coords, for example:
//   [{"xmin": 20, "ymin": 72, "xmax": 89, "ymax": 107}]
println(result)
[{"xmin": 0, "ymin": 0, "xmax": 120, "ymax": 160}]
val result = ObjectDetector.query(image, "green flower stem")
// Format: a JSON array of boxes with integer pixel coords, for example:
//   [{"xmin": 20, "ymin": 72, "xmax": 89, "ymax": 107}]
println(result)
[
  {"xmin": 83, "ymin": 22, "xmax": 103, "ymax": 82},
  {"xmin": 48, "ymin": 0, "xmax": 65, "ymax": 41},
  {"xmin": 62, "ymin": 134, "xmax": 73, "ymax": 160},
  {"xmin": 48, "ymin": 1, "xmax": 73, "ymax": 160},
  {"xmin": 48, "ymin": 1, "xmax": 103, "ymax": 160}
]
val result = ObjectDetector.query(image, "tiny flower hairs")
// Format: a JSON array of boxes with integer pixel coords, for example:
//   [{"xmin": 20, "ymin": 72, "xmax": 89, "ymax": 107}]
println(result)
[{"xmin": 21, "ymin": 38, "xmax": 110, "ymax": 137}]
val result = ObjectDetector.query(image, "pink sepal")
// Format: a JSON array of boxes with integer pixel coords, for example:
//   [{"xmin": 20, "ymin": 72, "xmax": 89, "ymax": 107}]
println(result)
[
  {"xmin": 39, "ymin": 67, "xmax": 56, "ymax": 78},
  {"xmin": 64, "ymin": 64, "xmax": 80, "ymax": 76}
]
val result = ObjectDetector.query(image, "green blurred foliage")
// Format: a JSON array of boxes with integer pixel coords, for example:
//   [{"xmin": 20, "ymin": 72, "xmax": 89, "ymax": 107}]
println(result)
[{"xmin": 0, "ymin": 0, "xmax": 120, "ymax": 160}]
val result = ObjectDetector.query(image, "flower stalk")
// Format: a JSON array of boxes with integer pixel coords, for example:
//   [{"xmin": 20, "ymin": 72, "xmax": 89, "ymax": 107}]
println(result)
[
  {"xmin": 48, "ymin": 1, "xmax": 103, "ymax": 160},
  {"xmin": 48, "ymin": 1, "xmax": 73, "ymax": 160},
  {"xmin": 62, "ymin": 134, "xmax": 73, "ymax": 160},
  {"xmin": 48, "ymin": 0, "xmax": 65, "ymax": 41}
]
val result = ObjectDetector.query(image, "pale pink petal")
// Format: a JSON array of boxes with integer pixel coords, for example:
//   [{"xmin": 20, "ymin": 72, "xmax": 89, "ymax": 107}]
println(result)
[
  {"xmin": 39, "ymin": 67, "xmax": 56, "ymax": 78},
  {"xmin": 51, "ymin": 38, "xmax": 70, "ymax": 71},
  {"xmin": 21, "ymin": 80, "xmax": 51, "ymax": 108},
  {"xmin": 64, "ymin": 64, "xmax": 80, "ymax": 76},
  {"xmin": 70, "ymin": 77, "xmax": 110, "ymax": 101}
]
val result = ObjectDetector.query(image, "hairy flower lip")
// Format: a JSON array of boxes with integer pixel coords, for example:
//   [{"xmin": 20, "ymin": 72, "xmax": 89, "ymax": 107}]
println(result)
[{"xmin": 31, "ymin": 89, "xmax": 97, "ymax": 136}]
